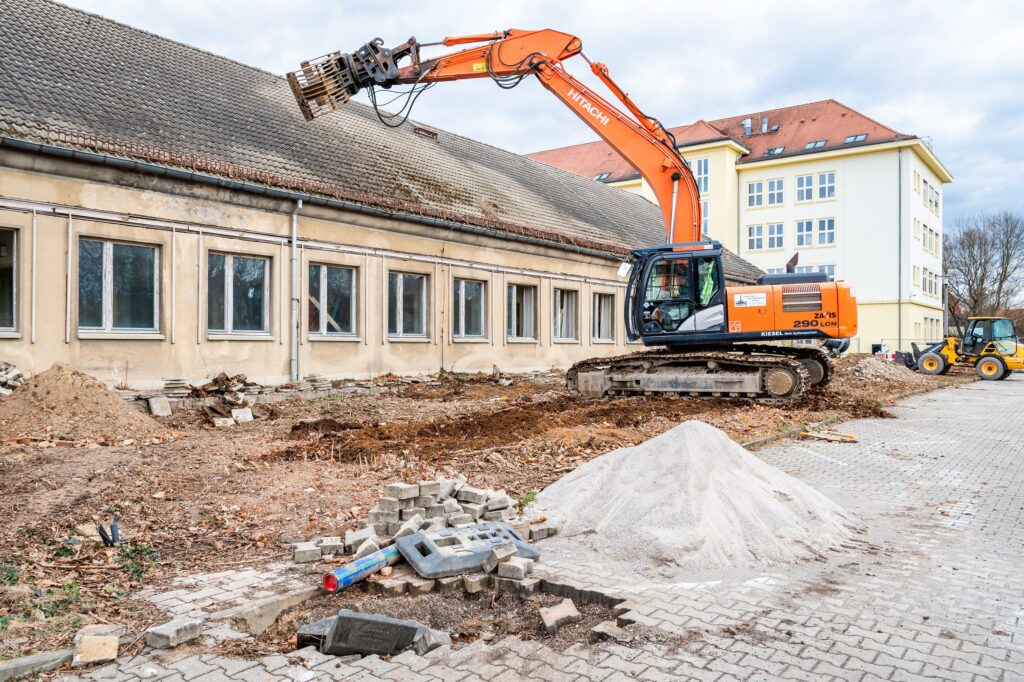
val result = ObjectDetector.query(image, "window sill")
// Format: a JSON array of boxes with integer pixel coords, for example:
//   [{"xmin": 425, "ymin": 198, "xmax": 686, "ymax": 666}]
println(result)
[
  {"xmin": 0, "ymin": 330, "xmax": 21, "ymax": 339},
  {"xmin": 388, "ymin": 336, "xmax": 431, "ymax": 343},
  {"xmin": 553, "ymin": 338, "xmax": 580, "ymax": 344},
  {"xmin": 506, "ymin": 337, "xmax": 538, "ymax": 344},
  {"xmin": 308, "ymin": 334, "xmax": 361, "ymax": 343},
  {"xmin": 207, "ymin": 333, "xmax": 274, "ymax": 342},
  {"xmin": 453, "ymin": 337, "xmax": 490, "ymax": 344},
  {"xmin": 591, "ymin": 338, "xmax": 616, "ymax": 344},
  {"xmin": 78, "ymin": 331, "xmax": 165, "ymax": 341}
]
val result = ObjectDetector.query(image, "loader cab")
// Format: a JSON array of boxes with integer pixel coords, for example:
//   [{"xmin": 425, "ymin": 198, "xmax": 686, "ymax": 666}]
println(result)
[
  {"xmin": 625, "ymin": 242, "xmax": 727, "ymax": 343},
  {"xmin": 962, "ymin": 317, "xmax": 1018, "ymax": 357}
]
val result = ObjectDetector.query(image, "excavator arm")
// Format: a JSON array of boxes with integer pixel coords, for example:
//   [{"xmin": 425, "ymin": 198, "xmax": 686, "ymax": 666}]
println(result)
[{"xmin": 288, "ymin": 29, "xmax": 701, "ymax": 244}]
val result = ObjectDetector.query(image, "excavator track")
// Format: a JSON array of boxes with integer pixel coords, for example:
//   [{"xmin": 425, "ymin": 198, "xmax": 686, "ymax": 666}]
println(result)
[{"xmin": 566, "ymin": 344, "xmax": 833, "ymax": 405}]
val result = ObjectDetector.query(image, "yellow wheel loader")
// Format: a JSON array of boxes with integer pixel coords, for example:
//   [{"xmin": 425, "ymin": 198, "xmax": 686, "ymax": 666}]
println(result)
[{"xmin": 914, "ymin": 316, "xmax": 1024, "ymax": 380}]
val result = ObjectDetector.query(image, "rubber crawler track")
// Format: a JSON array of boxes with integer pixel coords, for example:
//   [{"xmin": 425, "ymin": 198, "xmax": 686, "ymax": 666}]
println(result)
[{"xmin": 566, "ymin": 344, "xmax": 834, "ymax": 405}]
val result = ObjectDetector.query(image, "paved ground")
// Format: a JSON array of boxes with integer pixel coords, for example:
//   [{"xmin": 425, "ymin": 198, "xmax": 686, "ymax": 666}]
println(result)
[{"xmin": 53, "ymin": 379, "xmax": 1023, "ymax": 681}]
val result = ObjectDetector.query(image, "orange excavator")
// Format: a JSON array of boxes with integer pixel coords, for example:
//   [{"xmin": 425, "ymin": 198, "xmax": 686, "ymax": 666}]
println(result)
[{"xmin": 288, "ymin": 29, "xmax": 858, "ymax": 402}]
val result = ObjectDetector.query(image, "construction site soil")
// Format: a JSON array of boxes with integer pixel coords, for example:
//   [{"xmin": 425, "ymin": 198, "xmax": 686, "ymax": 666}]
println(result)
[{"xmin": 0, "ymin": 355, "xmax": 973, "ymax": 657}]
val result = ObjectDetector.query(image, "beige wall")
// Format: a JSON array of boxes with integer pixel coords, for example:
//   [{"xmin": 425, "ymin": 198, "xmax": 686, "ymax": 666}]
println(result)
[{"xmin": 0, "ymin": 151, "xmax": 637, "ymax": 389}]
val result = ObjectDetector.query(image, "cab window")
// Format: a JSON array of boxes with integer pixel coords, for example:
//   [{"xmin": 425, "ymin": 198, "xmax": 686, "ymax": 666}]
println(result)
[
  {"xmin": 696, "ymin": 257, "xmax": 720, "ymax": 306},
  {"xmin": 644, "ymin": 259, "xmax": 691, "ymax": 301},
  {"xmin": 992, "ymin": 318, "xmax": 1016, "ymax": 339}
]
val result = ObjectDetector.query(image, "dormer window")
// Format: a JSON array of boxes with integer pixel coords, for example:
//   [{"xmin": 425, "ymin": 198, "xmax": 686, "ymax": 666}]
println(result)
[
  {"xmin": 844, "ymin": 133, "xmax": 867, "ymax": 143},
  {"xmin": 765, "ymin": 147, "xmax": 784, "ymax": 156},
  {"xmin": 593, "ymin": 172, "xmax": 610, "ymax": 181},
  {"xmin": 805, "ymin": 140, "xmax": 827, "ymax": 150}
]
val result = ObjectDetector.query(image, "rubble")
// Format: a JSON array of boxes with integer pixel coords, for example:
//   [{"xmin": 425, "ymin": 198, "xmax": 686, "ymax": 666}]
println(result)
[
  {"xmin": 293, "ymin": 542, "xmax": 321, "ymax": 563},
  {"xmin": 145, "ymin": 617, "xmax": 202, "ymax": 649},
  {"xmin": 71, "ymin": 624, "xmax": 122, "ymax": 667},
  {"xmin": 539, "ymin": 598, "xmax": 580, "ymax": 635},
  {"xmin": 0, "ymin": 360, "xmax": 25, "ymax": 395}
]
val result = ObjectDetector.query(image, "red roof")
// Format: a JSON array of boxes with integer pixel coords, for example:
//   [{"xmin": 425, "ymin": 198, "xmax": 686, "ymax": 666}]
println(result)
[{"xmin": 527, "ymin": 99, "xmax": 911, "ymax": 183}]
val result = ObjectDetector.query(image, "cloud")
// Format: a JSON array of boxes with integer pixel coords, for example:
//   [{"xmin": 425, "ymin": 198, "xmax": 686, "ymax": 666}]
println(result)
[{"xmin": 59, "ymin": 0, "xmax": 1024, "ymax": 221}]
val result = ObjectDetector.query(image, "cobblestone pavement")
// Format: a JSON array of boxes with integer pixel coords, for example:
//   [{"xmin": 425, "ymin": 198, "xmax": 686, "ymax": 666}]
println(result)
[{"xmin": 55, "ymin": 380, "xmax": 1023, "ymax": 680}]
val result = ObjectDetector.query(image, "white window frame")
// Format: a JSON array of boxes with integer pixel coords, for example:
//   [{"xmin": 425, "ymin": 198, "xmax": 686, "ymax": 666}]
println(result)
[
  {"xmin": 818, "ymin": 171, "xmax": 836, "ymax": 199},
  {"xmin": 796, "ymin": 174, "xmax": 813, "ymax": 202},
  {"xmin": 0, "ymin": 228, "xmax": 16, "ymax": 332},
  {"xmin": 80, "ymin": 238, "xmax": 160, "ymax": 333},
  {"xmin": 817, "ymin": 218, "xmax": 836, "ymax": 246},
  {"xmin": 207, "ymin": 252, "xmax": 270, "ymax": 335},
  {"xmin": 693, "ymin": 157, "xmax": 709, "ymax": 194},
  {"xmin": 552, "ymin": 288, "xmax": 579, "ymax": 342},
  {"xmin": 747, "ymin": 224, "xmax": 764, "ymax": 251},
  {"xmin": 767, "ymin": 223, "xmax": 784, "ymax": 249},
  {"xmin": 796, "ymin": 220, "xmax": 813, "ymax": 247},
  {"xmin": 388, "ymin": 271, "xmax": 429, "ymax": 338},
  {"xmin": 767, "ymin": 178, "xmax": 784, "ymax": 206},
  {"xmin": 701, "ymin": 200, "xmax": 709, "ymax": 236},
  {"xmin": 507, "ymin": 283, "xmax": 537, "ymax": 341},
  {"xmin": 816, "ymin": 264, "xmax": 835, "ymax": 278},
  {"xmin": 308, "ymin": 263, "xmax": 357, "ymax": 337},
  {"xmin": 747, "ymin": 181, "xmax": 764, "ymax": 208},
  {"xmin": 592, "ymin": 292, "xmax": 615, "ymax": 342},
  {"xmin": 766, "ymin": 267, "xmax": 785, "ymax": 275},
  {"xmin": 453, "ymin": 278, "xmax": 487, "ymax": 339}
]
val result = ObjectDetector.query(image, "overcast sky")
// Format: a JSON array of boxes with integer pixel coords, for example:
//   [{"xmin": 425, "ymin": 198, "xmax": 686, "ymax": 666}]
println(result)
[{"xmin": 61, "ymin": 0, "xmax": 1023, "ymax": 223}]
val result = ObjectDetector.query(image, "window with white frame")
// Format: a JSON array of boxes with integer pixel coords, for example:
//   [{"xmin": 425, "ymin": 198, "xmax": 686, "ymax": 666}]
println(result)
[
  {"xmin": 768, "ymin": 178, "xmax": 784, "ymax": 206},
  {"xmin": 844, "ymin": 133, "xmax": 867, "ymax": 143},
  {"xmin": 794, "ymin": 265, "xmax": 814, "ymax": 274},
  {"xmin": 805, "ymin": 139, "xmax": 826, "ymax": 149},
  {"xmin": 913, "ymin": 265, "xmax": 921, "ymax": 288},
  {"xmin": 766, "ymin": 267, "xmax": 785, "ymax": 275},
  {"xmin": 507, "ymin": 283, "xmax": 536, "ymax": 340},
  {"xmin": 816, "ymin": 264, "xmax": 835, "ymax": 279},
  {"xmin": 701, "ymin": 200, "xmax": 709, "ymax": 236},
  {"xmin": 796, "ymin": 174, "xmax": 813, "ymax": 202},
  {"xmin": 796, "ymin": 219, "xmax": 814, "ymax": 247},
  {"xmin": 817, "ymin": 218, "xmax": 836, "ymax": 245},
  {"xmin": 747, "ymin": 181, "xmax": 763, "ymax": 208},
  {"xmin": 208, "ymin": 253, "xmax": 268, "ymax": 334},
  {"xmin": 767, "ymin": 223, "xmax": 784, "ymax": 249},
  {"xmin": 452, "ymin": 278, "xmax": 486, "ymax": 339},
  {"xmin": 693, "ymin": 157, "xmax": 709, "ymax": 194},
  {"xmin": 387, "ymin": 271, "xmax": 428, "ymax": 337},
  {"xmin": 553, "ymin": 288, "xmax": 578, "ymax": 341},
  {"xmin": 747, "ymin": 224, "xmax": 764, "ymax": 251},
  {"xmin": 818, "ymin": 171, "xmax": 836, "ymax": 199},
  {"xmin": 308, "ymin": 264, "xmax": 356, "ymax": 336},
  {"xmin": 80, "ymin": 238, "xmax": 159, "ymax": 332},
  {"xmin": 592, "ymin": 292, "xmax": 614, "ymax": 341},
  {"xmin": 0, "ymin": 229, "xmax": 15, "ymax": 330}
]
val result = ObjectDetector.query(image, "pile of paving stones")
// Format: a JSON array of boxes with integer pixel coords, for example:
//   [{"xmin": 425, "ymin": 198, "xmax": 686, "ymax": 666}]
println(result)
[{"xmin": 0, "ymin": 360, "xmax": 25, "ymax": 396}]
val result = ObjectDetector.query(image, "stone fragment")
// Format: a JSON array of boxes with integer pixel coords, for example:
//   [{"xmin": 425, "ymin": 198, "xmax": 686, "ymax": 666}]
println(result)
[
  {"xmin": 376, "ymin": 496, "xmax": 401, "ymax": 512},
  {"xmin": 497, "ymin": 556, "xmax": 532, "ymax": 580},
  {"xmin": 211, "ymin": 417, "xmax": 235, "ymax": 427},
  {"xmin": 442, "ymin": 498, "xmax": 462, "ymax": 514},
  {"xmin": 418, "ymin": 480, "xmax": 441, "ymax": 498},
  {"xmin": 345, "ymin": 526, "xmax": 377, "ymax": 552},
  {"xmin": 383, "ymin": 482, "xmax": 419, "ymax": 500},
  {"xmin": 210, "ymin": 586, "xmax": 321, "ymax": 635},
  {"xmin": 293, "ymin": 542, "xmax": 321, "ymax": 563},
  {"xmin": 482, "ymin": 541, "xmax": 516, "ymax": 573},
  {"xmin": 540, "ymin": 599, "xmax": 580, "ymax": 635},
  {"xmin": 530, "ymin": 523, "xmax": 558, "ymax": 541},
  {"xmin": 456, "ymin": 486, "xmax": 487, "ymax": 504},
  {"xmin": 413, "ymin": 628, "xmax": 452, "ymax": 655},
  {"xmin": 231, "ymin": 407, "xmax": 254, "ymax": 423},
  {"xmin": 145, "ymin": 617, "xmax": 202, "ymax": 649},
  {"xmin": 72, "ymin": 624, "xmax": 123, "ymax": 667},
  {"xmin": 462, "ymin": 573, "xmax": 490, "ymax": 594},
  {"xmin": 461, "ymin": 502, "xmax": 485, "ymax": 519},
  {"xmin": 147, "ymin": 396, "xmax": 172, "ymax": 417},
  {"xmin": 369, "ymin": 509, "xmax": 399, "ymax": 524},
  {"xmin": 394, "ymin": 514, "xmax": 423, "ymax": 539},
  {"xmin": 589, "ymin": 620, "xmax": 633, "ymax": 644},
  {"xmin": 354, "ymin": 537, "xmax": 380, "ymax": 560},
  {"xmin": 400, "ymin": 507, "xmax": 426, "ymax": 521},
  {"xmin": 314, "ymin": 536, "xmax": 344, "ymax": 555}
]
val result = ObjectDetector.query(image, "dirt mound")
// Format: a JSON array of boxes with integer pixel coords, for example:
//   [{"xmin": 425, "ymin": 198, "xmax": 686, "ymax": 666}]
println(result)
[
  {"xmin": 531, "ymin": 421, "xmax": 855, "ymax": 581},
  {"xmin": 836, "ymin": 354, "xmax": 928, "ymax": 384},
  {"xmin": 0, "ymin": 363, "xmax": 163, "ymax": 444}
]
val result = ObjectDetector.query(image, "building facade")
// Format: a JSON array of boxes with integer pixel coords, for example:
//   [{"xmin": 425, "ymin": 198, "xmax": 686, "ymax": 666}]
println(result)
[
  {"xmin": 0, "ymin": 0, "xmax": 762, "ymax": 389},
  {"xmin": 529, "ymin": 101, "xmax": 953, "ymax": 352}
]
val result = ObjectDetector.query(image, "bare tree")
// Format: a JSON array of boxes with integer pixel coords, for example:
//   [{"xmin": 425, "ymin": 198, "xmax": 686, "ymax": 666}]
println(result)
[{"xmin": 944, "ymin": 211, "xmax": 1024, "ymax": 331}]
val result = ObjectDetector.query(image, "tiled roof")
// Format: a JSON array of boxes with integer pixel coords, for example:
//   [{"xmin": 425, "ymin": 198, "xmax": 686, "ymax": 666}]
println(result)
[{"xmin": 527, "ymin": 100, "xmax": 913, "ymax": 183}]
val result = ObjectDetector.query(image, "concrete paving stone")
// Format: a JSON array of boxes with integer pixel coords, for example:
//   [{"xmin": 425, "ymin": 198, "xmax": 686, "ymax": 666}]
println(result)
[{"xmin": 169, "ymin": 655, "xmax": 219, "ymax": 680}]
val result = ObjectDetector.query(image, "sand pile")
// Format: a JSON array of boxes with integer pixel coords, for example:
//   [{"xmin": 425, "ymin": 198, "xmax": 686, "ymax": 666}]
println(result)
[
  {"xmin": 530, "ymin": 421, "xmax": 853, "ymax": 579},
  {"xmin": 0, "ymin": 363, "xmax": 163, "ymax": 445}
]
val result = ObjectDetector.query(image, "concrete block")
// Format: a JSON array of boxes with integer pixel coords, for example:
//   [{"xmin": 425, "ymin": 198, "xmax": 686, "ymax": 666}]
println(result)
[
  {"xmin": 72, "ymin": 624, "xmax": 123, "ymax": 667},
  {"xmin": 424, "ymin": 504, "xmax": 445, "ymax": 519},
  {"xmin": 419, "ymin": 480, "xmax": 441, "ymax": 498},
  {"xmin": 0, "ymin": 649, "xmax": 73, "ymax": 680},
  {"xmin": 394, "ymin": 514, "xmax": 423, "ymax": 539},
  {"xmin": 147, "ymin": 396, "xmax": 172, "ymax": 417},
  {"xmin": 540, "ymin": 599, "xmax": 580, "ymax": 635},
  {"xmin": 486, "ymin": 493, "xmax": 512, "ymax": 511},
  {"xmin": 375, "ymin": 578, "xmax": 409, "ymax": 597},
  {"xmin": 408, "ymin": 577, "xmax": 436, "ymax": 595},
  {"xmin": 322, "ymin": 610, "xmax": 421, "ymax": 656},
  {"xmin": 383, "ymin": 482, "xmax": 419, "ymax": 500},
  {"xmin": 293, "ymin": 542, "xmax": 321, "ymax": 563},
  {"xmin": 438, "ymin": 479, "xmax": 456, "ymax": 500},
  {"xmin": 482, "ymin": 541, "xmax": 516, "ymax": 573},
  {"xmin": 482, "ymin": 508, "xmax": 516, "ymax": 522},
  {"xmin": 462, "ymin": 573, "xmax": 491, "ymax": 594},
  {"xmin": 387, "ymin": 522, "xmax": 404, "ymax": 536},
  {"xmin": 345, "ymin": 526, "xmax": 377, "ymax": 552},
  {"xmin": 369, "ymin": 509, "xmax": 399, "ymax": 524},
  {"xmin": 445, "ymin": 513, "xmax": 472, "ymax": 526},
  {"xmin": 372, "ymin": 523, "xmax": 390, "ymax": 537},
  {"xmin": 589, "ymin": 620, "xmax": 633, "ymax": 644},
  {"xmin": 436, "ymin": 576, "xmax": 463, "ymax": 592},
  {"xmin": 211, "ymin": 417, "xmax": 235, "ymax": 428},
  {"xmin": 510, "ymin": 518, "xmax": 531, "ymax": 538},
  {"xmin": 530, "ymin": 523, "xmax": 558, "ymax": 541},
  {"xmin": 296, "ymin": 616, "xmax": 335, "ymax": 651},
  {"xmin": 442, "ymin": 498, "xmax": 462, "ymax": 514},
  {"xmin": 231, "ymin": 407, "xmax": 254, "ymax": 423},
  {"xmin": 354, "ymin": 537, "xmax": 379, "ymax": 559},
  {"xmin": 414, "ymin": 496, "xmax": 434, "ymax": 508},
  {"xmin": 398, "ymin": 497, "xmax": 416, "ymax": 510},
  {"xmin": 456, "ymin": 486, "xmax": 487, "ymax": 504},
  {"xmin": 400, "ymin": 507, "xmax": 426, "ymax": 520},
  {"xmin": 145, "ymin": 617, "xmax": 203, "ymax": 649},
  {"xmin": 424, "ymin": 517, "xmax": 446, "ymax": 531},
  {"xmin": 376, "ymin": 496, "xmax": 401, "ymax": 512},
  {"xmin": 314, "ymin": 536, "xmax": 344, "ymax": 555},
  {"xmin": 461, "ymin": 502, "xmax": 485, "ymax": 519},
  {"xmin": 413, "ymin": 628, "xmax": 451, "ymax": 655},
  {"xmin": 497, "ymin": 556, "xmax": 532, "ymax": 580}
]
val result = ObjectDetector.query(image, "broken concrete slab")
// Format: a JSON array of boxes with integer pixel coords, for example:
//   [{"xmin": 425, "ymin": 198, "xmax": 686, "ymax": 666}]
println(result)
[
  {"xmin": 589, "ymin": 620, "xmax": 633, "ymax": 644},
  {"xmin": 145, "ymin": 617, "xmax": 202, "ymax": 649},
  {"xmin": 293, "ymin": 542, "xmax": 321, "ymax": 563},
  {"xmin": 72, "ymin": 624, "xmax": 123, "ymax": 667},
  {"xmin": 231, "ymin": 407, "xmax": 254, "ymax": 423},
  {"xmin": 321, "ymin": 610, "xmax": 421, "ymax": 656},
  {"xmin": 0, "ymin": 649, "xmax": 73, "ymax": 681},
  {"xmin": 147, "ymin": 396, "xmax": 172, "ymax": 417},
  {"xmin": 211, "ymin": 585, "xmax": 322, "ymax": 635},
  {"xmin": 383, "ymin": 482, "xmax": 419, "ymax": 500},
  {"xmin": 540, "ymin": 598, "xmax": 580, "ymax": 635}
]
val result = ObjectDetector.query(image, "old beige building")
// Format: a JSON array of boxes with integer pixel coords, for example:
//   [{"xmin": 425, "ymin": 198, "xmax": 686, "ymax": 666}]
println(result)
[{"xmin": 0, "ymin": 0, "xmax": 759, "ymax": 389}]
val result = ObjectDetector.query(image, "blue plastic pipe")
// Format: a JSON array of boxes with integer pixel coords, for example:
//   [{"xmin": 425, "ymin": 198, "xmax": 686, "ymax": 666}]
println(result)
[{"xmin": 322, "ymin": 545, "xmax": 402, "ymax": 592}]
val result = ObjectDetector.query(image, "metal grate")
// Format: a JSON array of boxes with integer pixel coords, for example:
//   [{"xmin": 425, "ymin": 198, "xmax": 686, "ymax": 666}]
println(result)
[
  {"xmin": 781, "ymin": 283, "xmax": 822, "ymax": 312},
  {"xmin": 287, "ymin": 52, "xmax": 356, "ymax": 121}
]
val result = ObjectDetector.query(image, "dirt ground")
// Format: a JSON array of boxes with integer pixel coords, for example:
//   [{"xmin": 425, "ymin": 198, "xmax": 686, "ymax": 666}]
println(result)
[{"xmin": 0, "ymin": 356, "xmax": 974, "ymax": 658}]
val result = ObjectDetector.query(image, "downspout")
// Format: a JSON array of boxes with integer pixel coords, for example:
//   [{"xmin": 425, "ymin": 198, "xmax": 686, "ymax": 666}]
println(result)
[
  {"xmin": 897, "ymin": 150, "xmax": 903, "ymax": 351},
  {"xmin": 290, "ymin": 200, "xmax": 303, "ymax": 381}
]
